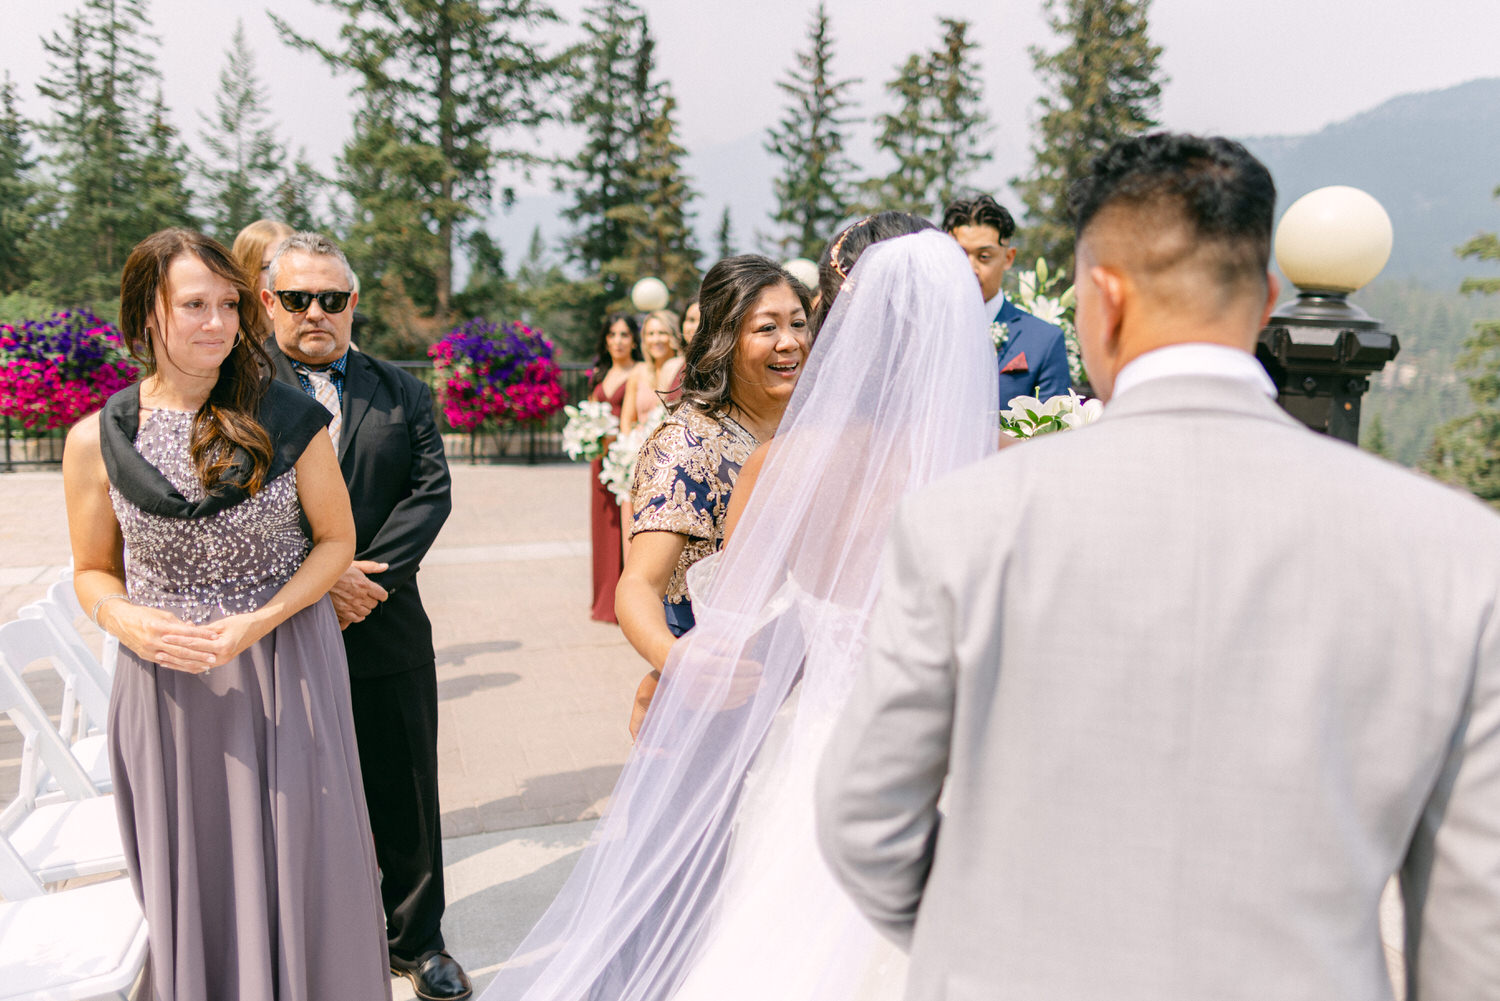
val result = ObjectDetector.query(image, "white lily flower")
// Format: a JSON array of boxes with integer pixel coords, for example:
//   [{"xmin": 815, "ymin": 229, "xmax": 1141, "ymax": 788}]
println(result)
[
  {"xmin": 1003, "ymin": 394, "xmax": 1044, "ymax": 419},
  {"xmin": 1016, "ymin": 270, "xmax": 1038, "ymax": 304},
  {"xmin": 1028, "ymin": 296, "xmax": 1068, "ymax": 327},
  {"xmin": 1039, "ymin": 393, "xmax": 1074, "ymax": 417},
  {"xmin": 1060, "ymin": 396, "xmax": 1104, "ymax": 429}
]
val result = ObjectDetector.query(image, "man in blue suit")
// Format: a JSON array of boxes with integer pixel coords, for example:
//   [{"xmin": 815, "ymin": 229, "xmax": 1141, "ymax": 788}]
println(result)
[{"xmin": 943, "ymin": 195, "xmax": 1072, "ymax": 405}]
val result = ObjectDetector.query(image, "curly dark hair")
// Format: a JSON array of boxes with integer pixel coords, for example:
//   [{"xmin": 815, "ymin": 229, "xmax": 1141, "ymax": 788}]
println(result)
[
  {"xmin": 679, "ymin": 256, "xmax": 811, "ymax": 415},
  {"xmin": 1068, "ymin": 132, "xmax": 1276, "ymax": 288},
  {"xmin": 940, "ymin": 195, "xmax": 1016, "ymax": 242},
  {"xmin": 813, "ymin": 212, "xmax": 936, "ymax": 333}
]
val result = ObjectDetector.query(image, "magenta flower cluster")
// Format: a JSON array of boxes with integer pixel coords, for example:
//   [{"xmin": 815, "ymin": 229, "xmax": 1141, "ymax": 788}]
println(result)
[
  {"xmin": 0, "ymin": 310, "xmax": 140, "ymax": 431},
  {"xmin": 428, "ymin": 318, "xmax": 565, "ymax": 432}
]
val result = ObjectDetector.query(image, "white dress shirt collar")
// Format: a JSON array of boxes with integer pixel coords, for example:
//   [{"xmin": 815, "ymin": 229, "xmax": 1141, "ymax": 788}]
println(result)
[
  {"xmin": 1111, "ymin": 343, "xmax": 1278, "ymax": 401},
  {"xmin": 985, "ymin": 290, "xmax": 1008, "ymax": 321}
]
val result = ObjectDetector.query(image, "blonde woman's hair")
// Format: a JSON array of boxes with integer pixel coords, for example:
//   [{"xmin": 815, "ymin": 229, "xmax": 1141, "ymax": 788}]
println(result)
[
  {"xmin": 231, "ymin": 219, "xmax": 294, "ymax": 290},
  {"xmin": 643, "ymin": 309, "xmax": 684, "ymax": 353}
]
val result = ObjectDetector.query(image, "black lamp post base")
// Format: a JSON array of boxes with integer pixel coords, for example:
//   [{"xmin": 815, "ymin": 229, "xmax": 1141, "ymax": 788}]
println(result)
[{"xmin": 1255, "ymin": 291, "xmax": 1399, "ymax": 446}]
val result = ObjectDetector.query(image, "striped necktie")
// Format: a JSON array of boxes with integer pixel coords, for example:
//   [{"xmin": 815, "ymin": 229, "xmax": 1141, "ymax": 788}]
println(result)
[{"xmin": 305, "ymin": 368, "xmax": 342, "ymax": 452}]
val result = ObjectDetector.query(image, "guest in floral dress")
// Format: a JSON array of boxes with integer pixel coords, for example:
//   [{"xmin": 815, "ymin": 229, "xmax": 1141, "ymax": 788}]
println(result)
[{"xmin": 617, "ymin": 255, "xmax": 812, "ymax": 738}]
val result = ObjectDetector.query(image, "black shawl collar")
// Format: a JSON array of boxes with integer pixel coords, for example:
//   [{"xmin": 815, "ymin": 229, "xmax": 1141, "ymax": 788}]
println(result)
[{"xmin": 99, "ymin": 380, "xmax": 331, "ymax": 519}]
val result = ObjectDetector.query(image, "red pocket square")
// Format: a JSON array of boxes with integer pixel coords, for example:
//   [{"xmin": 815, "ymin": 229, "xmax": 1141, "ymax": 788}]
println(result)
[{"xmin": 1001, "ymin": 351, "xmax": 1029, "ymax": 374}]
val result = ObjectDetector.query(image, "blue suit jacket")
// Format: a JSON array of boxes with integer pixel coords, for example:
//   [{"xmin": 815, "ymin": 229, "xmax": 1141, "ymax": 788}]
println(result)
[{"xmin": 994, "ymin": 298, "xmax": 1071, "ymax": 406}]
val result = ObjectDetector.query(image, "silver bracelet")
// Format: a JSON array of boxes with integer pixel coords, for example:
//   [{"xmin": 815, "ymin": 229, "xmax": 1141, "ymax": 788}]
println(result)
[{"xmin": 90, "ymin": 592, "xmax": 130, "ymax": 627}]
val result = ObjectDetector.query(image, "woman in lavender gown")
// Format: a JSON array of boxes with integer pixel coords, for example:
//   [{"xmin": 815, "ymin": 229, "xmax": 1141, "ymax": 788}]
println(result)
[{"xmin": 62, "ymin": 228, "xmax": 389, "ymax": 1001}]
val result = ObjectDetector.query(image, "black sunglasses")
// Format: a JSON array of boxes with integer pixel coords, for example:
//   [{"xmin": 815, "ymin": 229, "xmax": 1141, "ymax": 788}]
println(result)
[{"xmin": 274, "ymin": 289, "xmax": 352, "ymax": 314}]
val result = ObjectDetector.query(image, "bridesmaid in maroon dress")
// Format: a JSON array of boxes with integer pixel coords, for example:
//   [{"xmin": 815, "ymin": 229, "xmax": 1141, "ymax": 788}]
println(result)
[{"xmin": 589, "ymin": 314, "xmax": 642, "ymax": 622}]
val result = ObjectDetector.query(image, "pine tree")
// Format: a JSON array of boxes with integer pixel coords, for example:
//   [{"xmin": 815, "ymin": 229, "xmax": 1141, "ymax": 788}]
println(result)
[
  {"xmin": 604, "ymin": 83, "xmax": 700, "ymax": 307},
  {"xmin": 198, "ymin": 21, "xmax": 285, "ymax": 241},
  {"xmin": 716, "ymin": 207, "xmax": 735, "ymax": 261},
  {"xmin": 563, "ymin": 0, "xmax": 649, "ymax": 320},
  {"xmin": 514, "ymin": 225, "xmax": 590, "ymax": 357},
  {"xmin": 452, "ymin": 228, "xmax": 516, "ymax": 320},
  {"xmin": 270, "ymin": 150, "xmax": 327, "ymax": 232},
  {"xmin": 926, "ymin": 18, "xmax": 991, "ymax": 208},
  {"xmin": 1426, "ymin": 186, "xmax": 1500, "ymax": 505},
  {"xmin": 0, "ymin": 74, "xmax": 44, "ymax": 293},
  {"xmin": 137, "ymin": 88, "xmax": 197, "ymax": 232},
  {"xmin": 765, "ymin": 2, "xmax": 860, "ymax": 260},
  {"xmin": 1014, "ymin": 0, "xmax": 1166, "ymax": 272},
  {"xmin": 1364, "ymin": 412, "xmax": 1389, "ymax": 458},
  {"xmin": 337, "ymin": 93, "xmax": 446, "ymax": 356},
  {"xmin": 565, "ymin": 3, "xmax": 698, "ymax": 319},
  {"xmin": 862, "ymin": 18, "xmax": 991, "ymax": 217},
  {"xmin": 278, "ymin": 0, "xmax": 564, "ymax": 322},
  {"xmin": 34, "ymin": 0, "xmax": 182, "ymax": 305},
  {"xmin": 862, "ymin": 53, "xmax": 937, "ymax": 215}
]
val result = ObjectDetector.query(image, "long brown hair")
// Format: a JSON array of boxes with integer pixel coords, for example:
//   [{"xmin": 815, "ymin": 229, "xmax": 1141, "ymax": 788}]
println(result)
[
  {"xmin": 680, "ymin": 256, "xmax": 810, "ymax": 415},
  {"xmin": 119, "ymin": 228, "xmax": 275, "ymax": 494}
]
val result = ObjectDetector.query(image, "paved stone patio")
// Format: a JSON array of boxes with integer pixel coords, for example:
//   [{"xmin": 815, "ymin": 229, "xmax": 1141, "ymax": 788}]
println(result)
[{"xmin": 0, "ymin": 462, "xmax": 1407, "ymax": 997}]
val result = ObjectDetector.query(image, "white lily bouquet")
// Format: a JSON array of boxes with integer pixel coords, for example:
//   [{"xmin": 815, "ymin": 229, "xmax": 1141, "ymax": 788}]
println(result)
[
  {"xmin": 1013, "ymin": 258, "xmax": 1084, "ymax": 386},
  {"xmin": 1000, "ymin": 390, "xmax": 1103, "ymax": 439},
  {"xmin": 599, "ymin": 409, "xmax": 666, "ymax": 505},
  {"xmin": 561, "ymin": 399, "xmax": 620, "ymax": 462}
]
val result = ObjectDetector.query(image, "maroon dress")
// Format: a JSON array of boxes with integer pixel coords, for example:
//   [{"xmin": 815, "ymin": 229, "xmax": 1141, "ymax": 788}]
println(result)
[{"xmin": 590, "ymin": 377, "xmax": 629, "ymax": 622}]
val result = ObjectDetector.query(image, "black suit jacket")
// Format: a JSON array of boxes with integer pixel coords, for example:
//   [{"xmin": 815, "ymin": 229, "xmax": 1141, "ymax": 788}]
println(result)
[{"xmin": 269, "ymin": 342, "xmax": 453, "ymax": 678}]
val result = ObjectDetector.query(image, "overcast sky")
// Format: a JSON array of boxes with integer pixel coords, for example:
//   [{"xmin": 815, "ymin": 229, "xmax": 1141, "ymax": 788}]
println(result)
[{"xmin": 7, "ymin": 0, "xmax": 1499, "ymax": 201}]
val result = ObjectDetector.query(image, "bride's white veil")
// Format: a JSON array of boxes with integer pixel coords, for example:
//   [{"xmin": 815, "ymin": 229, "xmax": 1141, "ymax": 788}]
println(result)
[{"xmin": 482, "ymin": 230, "xmax": 998, "ymax": 1000}]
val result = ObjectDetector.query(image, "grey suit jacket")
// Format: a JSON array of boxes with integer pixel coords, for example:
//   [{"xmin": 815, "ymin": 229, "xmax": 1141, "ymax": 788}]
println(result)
[{"xmin": 816, "ymin": 374, "xmax": 1500, "ymax": 1001}]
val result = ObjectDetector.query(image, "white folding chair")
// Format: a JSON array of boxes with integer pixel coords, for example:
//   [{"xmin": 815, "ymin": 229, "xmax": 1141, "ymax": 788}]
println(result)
[
  {"xmin": 23, "ymin": 572, "xmax": 118, "ymax": 695},
  {"xmin": 0, "ymin": 838, "xmax": 148, "ymax": 1001},
  {"xmin": 0, "ymin": 664, "xmax": 126, "ymax": 887},
  {"xmin": 0, "ymin": 618, "xmax": 111, "ymax": 796}
]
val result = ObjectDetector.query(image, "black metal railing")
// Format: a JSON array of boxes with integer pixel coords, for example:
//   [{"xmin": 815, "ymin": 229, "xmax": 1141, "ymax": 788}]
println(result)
[
  {"xmin": 1, "ymin": 416, "xmax": 66, "ymax": 472},
  {"xmin": 391, "ymin": 359, "xmax": 594, "ymax": 465},
  {"xmin": 1, "ymin": 362, "xmax": 596, "ymax": 473}
]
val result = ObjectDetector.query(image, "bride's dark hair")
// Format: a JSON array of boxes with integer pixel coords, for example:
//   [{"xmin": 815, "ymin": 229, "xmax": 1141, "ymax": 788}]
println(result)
[
  {"xmin": 813, "ymin": 211, "xmax": 936, "ymax": 333},
  {"xmin": 119, "ymin": 228, "xmax": 275, "ymax": 494}
]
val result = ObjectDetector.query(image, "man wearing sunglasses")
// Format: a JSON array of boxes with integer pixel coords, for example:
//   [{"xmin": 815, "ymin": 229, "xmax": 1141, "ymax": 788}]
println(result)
[{"xmin": 264, "ymin": 233, "xmax": 470, "ymax": 1000}]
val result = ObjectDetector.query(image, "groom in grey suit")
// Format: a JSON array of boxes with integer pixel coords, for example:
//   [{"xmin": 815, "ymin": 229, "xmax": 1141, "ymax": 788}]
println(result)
[{"xmin": 816, "ymin": 133, "xmax": 1500, "ymax": 1000}]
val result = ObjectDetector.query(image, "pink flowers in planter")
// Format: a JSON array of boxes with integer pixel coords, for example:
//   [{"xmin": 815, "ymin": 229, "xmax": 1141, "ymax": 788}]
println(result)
[
  {"xmin": 429, "ymin": 318, "xmax": 564, "ymax": 432},
  {"xmin": 0, "ymin": 311, "xmax": 140, "ymax": 430}
]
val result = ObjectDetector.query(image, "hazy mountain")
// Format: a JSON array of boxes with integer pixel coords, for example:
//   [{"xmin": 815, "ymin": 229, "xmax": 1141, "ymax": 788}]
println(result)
[
  {"xmin": 1242, "ymin": 77, "xmax": 1500, "ymax": 291},
  {"xmin": 485, "ymin": 78, "xmax": 1500, "ymax": 292},
  {"xmin": 485, "ymin": 131, "xmax": 779, "ymax": 273}
]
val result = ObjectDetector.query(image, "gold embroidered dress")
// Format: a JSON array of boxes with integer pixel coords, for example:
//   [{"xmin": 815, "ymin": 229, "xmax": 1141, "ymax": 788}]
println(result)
[{"xmin": 630, "ymin": 405, "xmax": 759, "ymax": 635}]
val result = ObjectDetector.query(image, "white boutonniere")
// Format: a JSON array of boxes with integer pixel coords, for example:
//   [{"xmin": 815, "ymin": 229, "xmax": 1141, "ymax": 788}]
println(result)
[{"xmin": 990, "ymin": 321, "xmax": 1010, "ymax": 352}]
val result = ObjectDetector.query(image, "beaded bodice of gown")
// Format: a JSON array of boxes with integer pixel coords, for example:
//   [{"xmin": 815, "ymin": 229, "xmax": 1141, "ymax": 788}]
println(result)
[{"xmin": 107, "ymin": 409, "xmax": 309, "ymax": 624}]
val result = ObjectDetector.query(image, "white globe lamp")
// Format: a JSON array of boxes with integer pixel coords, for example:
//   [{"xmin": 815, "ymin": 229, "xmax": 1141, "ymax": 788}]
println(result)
[
  {"xmin": 631, "ymin": 277, "xmax": 670, "ymax": 313},
  {"xmin": 782, "ymin": 258, "xmax": 819, "ymax": 292},
  {"xmin": 1257, "ymin": 185, "xmax": 1400, "ymax": 444},
  {"xmin": 1274, "ymin": 185, "xmax": 1393, "ymax": 294}
]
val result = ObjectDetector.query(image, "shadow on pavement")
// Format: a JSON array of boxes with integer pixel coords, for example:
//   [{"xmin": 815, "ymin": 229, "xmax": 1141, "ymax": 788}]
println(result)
[
  {"xmin": 442, "ymin": 763, "xmax": 624, "ymax": 839},
  {"xmin": 436, "ymin": 639, "xmax": 522, "ymax": 667},
  {"xmin": 446, "ymin": 843, "xmax": 590, "ymax": 992},
  {"xmin": 438, "ymin": 671, "xmax": 521, "ymax": 702}
]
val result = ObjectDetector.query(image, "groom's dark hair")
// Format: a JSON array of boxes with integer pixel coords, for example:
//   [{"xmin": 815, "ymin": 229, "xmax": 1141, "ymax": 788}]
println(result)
[
  {"xmin": 940, "ymin": 195, "xmax": 1015, "ymax": 242},
  {"xmin": 1069, "ymin": 133, "xmax": 1276, "ymax": 292}
]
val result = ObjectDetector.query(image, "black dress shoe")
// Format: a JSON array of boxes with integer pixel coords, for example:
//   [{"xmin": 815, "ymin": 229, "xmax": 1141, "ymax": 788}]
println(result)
[{"xmin": 390, "ymin": 950, "xmax": 473, "ymax": 1001}]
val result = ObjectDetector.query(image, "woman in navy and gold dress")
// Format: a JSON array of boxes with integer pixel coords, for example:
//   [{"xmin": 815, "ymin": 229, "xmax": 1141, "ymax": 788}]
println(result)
[{"xmin": 616, "ymin": 255, "xmax": 812, "ymax": 737}]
